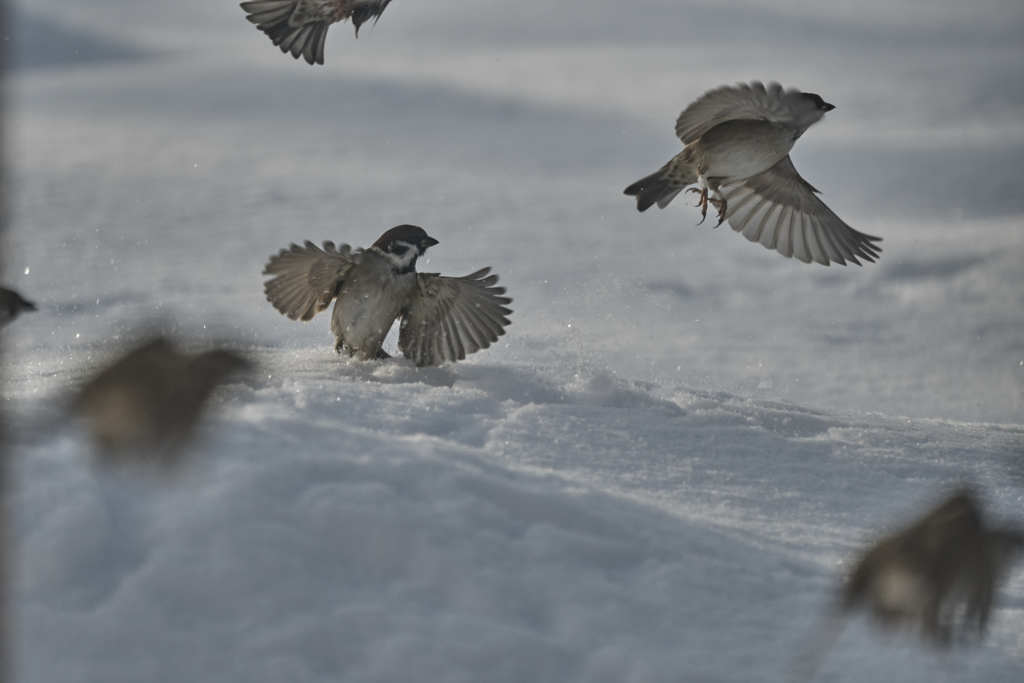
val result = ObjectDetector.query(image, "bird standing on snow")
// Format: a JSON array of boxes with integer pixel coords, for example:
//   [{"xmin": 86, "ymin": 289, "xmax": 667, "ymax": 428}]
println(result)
[
  {"xmin": 624, "ymin": 81, "xmax": 882, "ymax": 266},
  {"xmin": 263, "ymin": 225, "xmax": 512, "ymax": 367},
  {"xmin": 240, "ymin": 0, "xmax": 393, "ymax": 65},
  {"xmin": 0, "ymin": 286, "xmax": 37, "ymax": 328}
]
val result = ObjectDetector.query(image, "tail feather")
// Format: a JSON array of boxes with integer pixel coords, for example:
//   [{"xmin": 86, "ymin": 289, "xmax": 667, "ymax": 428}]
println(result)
[
  {"xmin": 624, "ymin": 156, "xmax": 695, "ymax": 212},
  {"xmin": 240, "ymin": 1, "xmax": 328, "ymax": 65}
]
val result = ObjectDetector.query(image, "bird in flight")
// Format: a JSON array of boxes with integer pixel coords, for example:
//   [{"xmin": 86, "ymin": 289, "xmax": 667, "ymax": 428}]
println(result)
[
  {"xmin": 240, "ymin": 0, "xmax": 393, "ymax": 65},
  {"xmin": 625, "ymin": 81, "xmax": 881, "ymax": 266},
  {"xmin": 263, "ymin": 225, "xmax": 512, "ymax": 366},
  {"xmin": 71, "ymin": 336, "xmax": 252, "ymax": 464},
  {"xmin": 792, "ymin": 488, "xmax": 1023, "ymax": 681}
]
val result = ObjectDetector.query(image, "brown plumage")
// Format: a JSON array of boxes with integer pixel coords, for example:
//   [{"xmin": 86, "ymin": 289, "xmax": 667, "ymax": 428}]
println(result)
[
  {"xmin": 793, "ymin": 488, "xmax": 1024, "ymax": 681},
  {"xmin": 71, "ymin": 336, "xmax": 252, "ymax": 465},
  {"xmin": 841, "ymin": 488, "xmax": 1024, "ymax": 646}
]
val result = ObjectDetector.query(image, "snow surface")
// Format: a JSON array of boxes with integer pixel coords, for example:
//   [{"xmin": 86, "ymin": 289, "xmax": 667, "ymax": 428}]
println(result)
[{"xmin": 3, "ymin": 1, "xmax": 1023, "ymax": 681}]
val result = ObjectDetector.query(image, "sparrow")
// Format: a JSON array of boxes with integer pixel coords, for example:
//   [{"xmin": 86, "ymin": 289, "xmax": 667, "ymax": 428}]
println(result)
[
  {"xmin": 0, "ymin": 286, "xmax": 37, "ymax": 327},
  {"xmin": 263, "ymin": 224, "xmax": 512, "ymax": 366},
  {"xmin": 624, "ymin": 81, "xmax": 882, "ymax": 266},
  {"xmin": 795, "ymin": 488, "xmax": 1024, "ymax": 681},
  {"xmin": 839, "ymin": 488, "xmax": 1023, "ymax": 646},
  {"xmin": 240, "ymin": 0, "xmax": 393, "ymax": 65},
  {"xmin": 71, "ymin": 336, "xmax": 252, "ymax": 463}
]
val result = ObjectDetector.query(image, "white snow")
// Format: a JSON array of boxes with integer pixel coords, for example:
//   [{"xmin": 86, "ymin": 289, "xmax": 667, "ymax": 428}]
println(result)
[{"xmin": 3, "ymin": 1, "xmax": 1023, "ymax": 681}]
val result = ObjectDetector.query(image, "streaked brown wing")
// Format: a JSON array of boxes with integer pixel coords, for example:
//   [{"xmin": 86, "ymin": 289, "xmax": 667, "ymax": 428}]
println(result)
[
  {"xmin": 263, "ymin": 240, "xmax": 358, "ymax": 320},
  {"xmin": 721, "ymin": 156, "xmax": 882, "ymax": 266},
  {"xmin": 398, "ymin": 269, "xmax": 512, "ymax": 367}
]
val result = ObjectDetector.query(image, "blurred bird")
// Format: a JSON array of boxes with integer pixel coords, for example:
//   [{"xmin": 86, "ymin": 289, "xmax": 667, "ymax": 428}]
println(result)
[
  {"xmin": 624, "ymin": 81, "xmax": 882, "ymax": 266},
  {"xmin": 840, "ymin": 487, "xmax": 1024, "ymax": 645},
  {"xmin": 240, "ymin": 0, "xmax": 393, "ymax": 65},
  {"xmin": 263, "ymin": 224, "xmax": 512, "ymax": 366},
  {"xmin": 0, "ymin": 287, "xmax": 36, "ymax": 327},
  {"xmin": 793, "ymin": 488, "xmax": 1023, "ymax": 681},
  {"xmin": 71, "ymin": 336, "xmax": 251, "ymax": 464}
]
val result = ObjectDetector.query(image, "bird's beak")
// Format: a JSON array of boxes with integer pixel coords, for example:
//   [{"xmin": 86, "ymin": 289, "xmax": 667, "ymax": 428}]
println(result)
[
  {"xmin": 822, "ymin": 102, "xmax": 836, "ymax": 112},
  {"xmin": 421, "ymin": 237, "xmax": 439, "ymax": 249}
]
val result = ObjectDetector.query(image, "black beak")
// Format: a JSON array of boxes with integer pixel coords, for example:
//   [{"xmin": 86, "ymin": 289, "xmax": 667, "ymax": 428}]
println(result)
[
  {"xmin": 822, "ymin": 102, "xmax": 836, "ymax": 112},
  {"xmin": 420, "ymin": 236, "xmax": 439, "ymax": 249}
]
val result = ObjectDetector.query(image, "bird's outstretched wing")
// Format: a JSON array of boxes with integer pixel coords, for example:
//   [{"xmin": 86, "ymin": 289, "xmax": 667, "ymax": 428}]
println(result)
[
  {"xmin": 241, "ymin": 0, "xmax": 393, "ymax": 64},
  {"xmin": 263, "ymin": 240, "xmax": 358, "ymax": 320},
  {"xmin": 241, "ymin": 0, "xmax": 332, "ymax": 65},
  {"xmin": 675, "ymin": 81, "xmax": 805, "ymax": 145},
  {"xmin": 720, "ymin": 156, "xmax": 882, "ymax": 266},
  {"xmin": 399, "ymin": 269, "xmax": 512, "ymax": 367}
]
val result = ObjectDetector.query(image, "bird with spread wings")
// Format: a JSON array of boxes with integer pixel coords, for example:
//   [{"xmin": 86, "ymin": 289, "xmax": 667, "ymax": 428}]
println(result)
[{"xmin": 625, "ymin": 81, "xmax": 882, "ymax": 266}]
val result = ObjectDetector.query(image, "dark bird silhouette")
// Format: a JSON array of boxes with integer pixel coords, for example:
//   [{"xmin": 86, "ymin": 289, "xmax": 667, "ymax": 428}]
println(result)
[{"xmin": 0, "ymin": 287, "xmax": 36, "ymax": 327}]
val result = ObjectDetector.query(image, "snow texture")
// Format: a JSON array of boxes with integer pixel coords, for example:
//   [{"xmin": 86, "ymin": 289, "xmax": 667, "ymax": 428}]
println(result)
[{"xmin": 3, "ymin": 1, "xmax": 1023, "ymax": 681}]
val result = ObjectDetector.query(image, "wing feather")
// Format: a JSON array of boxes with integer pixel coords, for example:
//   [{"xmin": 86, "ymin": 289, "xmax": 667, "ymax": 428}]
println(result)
[
  {"xmin": 721, "ymin": 156, "xmax": 882, "ymax": 266},
  {"xmin": 399, "ymin": 269, "xmax": 513, "ymax": 367},
  {"xmin": 675, "ymin": 81, "xmax": 807, "ymax": 145},
  {"xmin": 263, "ymin": 240, "xmax": 357, "ymax": 321}
]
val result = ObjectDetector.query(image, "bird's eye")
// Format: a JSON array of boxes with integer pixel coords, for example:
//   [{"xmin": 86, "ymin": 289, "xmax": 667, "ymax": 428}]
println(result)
[{"xmin": 392, "ymin": 244, "xmax": 408, "ymax": 255}]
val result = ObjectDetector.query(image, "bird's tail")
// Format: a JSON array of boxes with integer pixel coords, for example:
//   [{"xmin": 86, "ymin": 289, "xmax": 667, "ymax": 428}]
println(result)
[
  {"xmin": 240, "ymin": 1, "xmax": 329, "ymax": 65},
  {"xmin": 623, "ymin": 152, "xmax": 696, "ymax": 212}
]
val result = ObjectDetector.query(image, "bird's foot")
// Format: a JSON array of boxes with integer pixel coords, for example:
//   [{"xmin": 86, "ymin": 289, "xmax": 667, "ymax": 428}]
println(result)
[
  {"xmin": 686, "ymin": 187, "xmax": 710, "ymax": 225},
  {"xmin": 709, "ymin": 196, "xmax": 727, "ymax": 227}
]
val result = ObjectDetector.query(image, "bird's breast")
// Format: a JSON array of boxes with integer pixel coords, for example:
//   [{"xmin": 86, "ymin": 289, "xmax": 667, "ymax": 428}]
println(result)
[
  {"xmin": 695, "ymin": 120, "xmax": 796, "ymax": 182},
  {"xmin": 332, "ymin": 266, "xmax": 416, "ymax": 356}
]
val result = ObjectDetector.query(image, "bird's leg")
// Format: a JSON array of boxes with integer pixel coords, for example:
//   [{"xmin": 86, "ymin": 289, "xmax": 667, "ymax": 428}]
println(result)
[
  {"xmin": 685, "ymin": 175, "xmax": 711, "ymax": 225},
  {"xmin": 707, "ymin": 185, "xmax": 728, "ymax": 227}
]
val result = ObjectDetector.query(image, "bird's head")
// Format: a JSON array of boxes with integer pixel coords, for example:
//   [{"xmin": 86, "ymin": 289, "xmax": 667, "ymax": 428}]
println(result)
[
  {"xmin": 373, "ymin": 224, "xmax": 439, "ymax": 272},
  {"xmin": 790, "ymin": 91, "xmax": 835, "ymax": 133}
]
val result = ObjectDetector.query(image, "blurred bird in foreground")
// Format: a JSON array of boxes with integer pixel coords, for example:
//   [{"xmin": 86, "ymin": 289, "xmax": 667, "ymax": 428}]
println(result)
[
  {"xmin": 794, "ymin": 487, "xmax": 1024, "ymax": 680},
  {"xmin": 70, "ymin": 336, "xmax": 252, "ymax": 466},
  {"xmin": 625, "ymin": 81, "xmax": 881, "ymax": 266},
  {"xmin": 841, "ymin": 487, "xmax": 1023, "ymax": 645},
  {"xmin": 0, "ymin": 287, "xmax": 36, "ymax": 328},
  {"xmin": 240, "ymin": 0, "xmax": 393, "ymax": 65}
]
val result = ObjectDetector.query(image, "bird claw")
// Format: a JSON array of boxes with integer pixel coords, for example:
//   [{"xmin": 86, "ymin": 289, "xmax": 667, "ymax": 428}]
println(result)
[
  {"xmin": 685, "ymin": 187, "xmax": 726, "ymax": 227},
  {"xmin": 686, "ymin": 187, "xmax": 710, "ymax": 225},
  {"xmin": 709, "ymin": 197, "xmax": 727, "ymax": 227}
]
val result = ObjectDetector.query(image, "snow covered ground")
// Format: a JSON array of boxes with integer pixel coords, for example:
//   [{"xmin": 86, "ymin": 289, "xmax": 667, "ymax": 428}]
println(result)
[{"xmin": 3, "ymin": 1, "xmax": 1023, "ymax": 681}]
